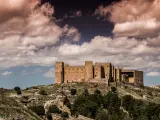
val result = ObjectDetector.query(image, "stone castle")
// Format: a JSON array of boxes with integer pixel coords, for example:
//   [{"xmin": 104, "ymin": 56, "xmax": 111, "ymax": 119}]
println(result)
[{"xmin": 55, "ymin": 61, "xmax": 144, "ymax": 86}]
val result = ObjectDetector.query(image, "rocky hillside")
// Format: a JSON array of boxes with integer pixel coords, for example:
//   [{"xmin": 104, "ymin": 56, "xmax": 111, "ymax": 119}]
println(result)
[
  {"xmin": 0, "ymin": 89, "xmax": 42, "ymax": 120},
  {"xmin": 0, "ymin": 82, "xmax": 160, "ymax": 120}
]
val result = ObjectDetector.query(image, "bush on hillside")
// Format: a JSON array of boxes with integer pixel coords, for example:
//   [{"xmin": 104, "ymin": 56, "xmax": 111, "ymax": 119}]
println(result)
[
  {"xmin": 48, "ymin": 105, "xmax": 62, "ymax": 114},
  {"xmin": 61, "ymin": 112, "xmax": 69, "ymax": 119},
  {"xmin": 14, "ymin": 87, "xmax": 22, "ymax": 95},
  {"xmin": 122, "ymin": 95, "xmax": 134, "ymax": 111},
  {"xmin": 71, "ymin": 88, "xmax": 77, "ymax": 95},
  {"xmin": 103, "ymin": 91, "xmax": 121, "ymax": 114},
  {"xmin": 83, "ymin": 88, "xmax": 89, "ymax": 96},
  {"xmin": 63, "ymin": 96, "xmax": 71, "ymax": 109},
  {"xmin": 16, "ymin": 90, "xmax": 22, "ymax": 95},
  {"xmin": 39, "ymin": 89, "xmax": 47, "ymax": 95},
  {"xmin": 46, "ymin": 113, "xmax": 53, "ymax": 120},
  {"xmin": 111, "ymin": 86, "xmax": 117, "ymax": 93},
  {"xmin": 14, "ymin": 87, "xmax": 21, "ymax": 92},
  {"xmin": 28, "ymin": 105, "xmax": 45, "ymax": 116},
  {"xmin": 95, "ymin": 109, "xmax": 108, "ymax": 120},
  {"xmin": 94, "ymin": 89, "xmax": 101, "ymax": 95}
]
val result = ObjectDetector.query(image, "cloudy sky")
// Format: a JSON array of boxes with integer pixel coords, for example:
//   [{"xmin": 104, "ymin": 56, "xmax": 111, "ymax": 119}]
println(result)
[{"xmin": 0, "ymin": 0, "xmax": 160, "ymax": 89}]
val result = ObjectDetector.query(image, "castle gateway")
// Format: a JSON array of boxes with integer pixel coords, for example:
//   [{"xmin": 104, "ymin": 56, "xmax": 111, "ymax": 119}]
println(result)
[{"xmin": 55, "ymin": 61, "xmax": 143, "ymax": 86}]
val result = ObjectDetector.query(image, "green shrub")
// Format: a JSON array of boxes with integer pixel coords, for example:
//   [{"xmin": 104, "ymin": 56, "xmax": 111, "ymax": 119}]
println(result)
[
  {"xmin": 39, "ymin": 89, "xmax": 47, "ymax": 95},
  {"xmin": 28, "ymin": 105, "xmax": 45, "ymax": 116},
  {"xmin": 111, "ymin": 86, "xmax": 117, "ymax": 93},
  {"xmin": 77, "ymin": 100, "xmax": 99, "ymax": 118},
  {"xmin": 16, "ymin": 90, "xmax": 22, "ymax": 95},
  {"xmin": 14, "ymin": 87, "xmax": 22, "ymax": 95},
  {"xmin": 122, "ymin": 95, "xmax": 134, "ymax": 111},
  {"xmin": 103, "ymin": 91, "xmax": 121, "ymax": 114},
  {"xmin": 48, "ymin": 105, "xmax": 62, "ymax": 114},
  {"xmin": 83, "ymin": 88, "xmax": 89, "ymax": 96},
  {"xmin": 63, "ymin": 96, "xmax": 71, "ymax": 109},
  {"xmin": 94, "ymin": 89, "xmax": 101, "ymax": 95},
  {"xmin": 71, "ymin": 88, "xmax": 77, "ymax": 95},
  {"xmin": 14, "ymin": 87, "xmax": 21, "ymax": 91},
  {"xmin": 46, "ymin": 113, "xmax": 52, "ymax": 120},
  {"xmin": 95, "ymin": 109, "xmax": 108, "ymax": 120},
  {"xmin": 61, "ymin": 112, "xmax": 69, "ymax": 118}
]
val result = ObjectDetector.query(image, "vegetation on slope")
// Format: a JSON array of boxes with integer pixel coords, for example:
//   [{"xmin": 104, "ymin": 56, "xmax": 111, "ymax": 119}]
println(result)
[
  {"xmin": 71, "ymin": 87, "xmax": 160, "ymax": 120},
  {"xmin": 0, "ymin": 83, "xmax": 160, "ymax": 120},
  {"xmin": 0, "ymin": 88, "xmax": 42, "ymax": 120}
]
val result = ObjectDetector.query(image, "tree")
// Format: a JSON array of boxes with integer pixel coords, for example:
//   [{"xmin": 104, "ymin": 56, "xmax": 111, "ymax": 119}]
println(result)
[
  {"xmin": 71, "ymin": 88, "xmax": 77, "ymax": 95},
  {"xmin": 122, "ymin": 95, "xmax": 134, "ymax": 111},
  {"xmin": 63, "ymin": 96, "xmax": 71, "ymax": 109},
  {"xmin": 111, "ymin": 86, "xmax": 117, "ymax": 93},
  {"xmin": 77, "ymin": 100, "xmax": 99, "ymax": 118},
  {"xmin": 71, "ymin": 94, "xmax": 86, "ymax": 115},
  {"xmin": 103, "ymin": 91, "xmax": 121, "ymax": 114},
  {"xmin": 95, "ymin": 109, "xmax": 108, "ymax": 120},
  {"xmin": 28, "ymin": 105, "xmax": 45, "ymax": 116},
  {"xmin": 16, "ymin": 90, "xmax": 22, "ymax": 95},
  {"xmin": 14, "ymin": 87, "xmax": 21, "ymax": 91},
  {"xmin": 46, "ymin": 113, "xmax": 52, "ymax": 120},
  {"xmin": 48, "ymin": 105, "xmax": 62, "ymax": 114},
  {"xmin": 39, "ymin": 89, "xmax": 47, "ymax": 95},
  {"xmin": 83, "ymin": 88, "xmax": 89, "ymax": 96},
  {"xmin": 61, "ymin": 112, "xmax": 69, "ymax": 119},
  {"xmin": 14, "ymin": 87, "xmax": 22, "ymax": 95},
  {"xmin": 94, "ymin": 89, "xmax": 101, "ymax": 95}
]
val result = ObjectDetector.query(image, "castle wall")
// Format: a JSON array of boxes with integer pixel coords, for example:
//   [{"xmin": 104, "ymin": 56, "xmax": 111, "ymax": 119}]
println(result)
[
  {"xmin": 129, "ymin": 77, "xmax": 135, "ymax": 83},
  {"xmin": 64, "ymin": 66, "xmax": 86, "ymax": 83},
  {"xmin": 121, "ymin": 69, "xmax": 143, "ymax": 86},
  {"xmin": 55, "ymin": 61, "xmax": 144, "ymax": 86},
  {"xmin": 134, "ymin": 71, "xmax": 143, "ymax": 85},
  {"xmin": 122, "ymin": 74, "xmax": 129, "ymax": 83}
]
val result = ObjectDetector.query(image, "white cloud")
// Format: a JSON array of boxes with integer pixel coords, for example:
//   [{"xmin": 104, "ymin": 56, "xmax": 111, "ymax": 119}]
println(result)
[
  {"xmin": 43, "ymin": 68, "xmax": 54, "ymax": 78},
  {"xmin": 0, "ymin": 0, "xmax": 160, "ymax": 78},
  {"xmin": 0, "ymin": 0, "xmax": 80, "ymax": 69},
  {"xmin": 1, "ymin": 71, "xmax": 12, "ymax": 76},
  {"xmin": 57, "ymin": 36, "xmax": 160, "ymax": 72},
  {"xmin": 92, "ymin": 0, "xmax": 160, "ymax": 74},
  {"xmin": 96, "ymin": 0, "xmax": 160, "ymax": 38},
  {"xmin": 113, "ymin": 19, "xmax": 160, "ymax": 37},
  {"xmin": 146, "ymin": 72, "xmax": 160, "ymax": 77}
]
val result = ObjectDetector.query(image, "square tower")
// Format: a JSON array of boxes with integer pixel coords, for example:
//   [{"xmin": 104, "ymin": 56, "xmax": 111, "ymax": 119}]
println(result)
[
  {"xmin": 104, "ymin": 63, "xmax": 112, "ymax": 81},
  {"xmin": 94, "ymin": 65, "xmax": 101, "ymax": 79},
  {"xmin": 55, "ymin": 62, "xmax": 64, "ymax": 84},
  {"xmin": 116, "ymin": 68, "xmax": 121, "ymax": 82},
  {"xmin": 112, "ymin": 66, "xmax": 114, "ymax": 82},
  {"xmin": 85, "ymin": 61, "xmax": 93, "ymax": 81}
]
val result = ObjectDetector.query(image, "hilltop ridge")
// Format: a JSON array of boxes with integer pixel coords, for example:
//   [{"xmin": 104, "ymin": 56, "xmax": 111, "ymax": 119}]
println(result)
[{"xmin": 0, "ymin": 82, "xmax": 160, "ymax": 120}]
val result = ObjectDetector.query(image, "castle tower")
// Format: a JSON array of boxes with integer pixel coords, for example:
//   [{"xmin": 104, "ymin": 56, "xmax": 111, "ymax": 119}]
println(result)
[
  {"xmin": 94, "ymin": 65, "xmax": 101, "ymax": 79},
  {"xmin": 112, "ymin": 66, "xmax": 114, "ymax": 82},
  {"xmin": 55, "ymin": 62, "xmax": 64, "ymax": 84},
  {"xmin": 113, "ymin": 68, "xmax": 117, "ymax": 82},
  {"xmin": 104, "ymin": 63, "xmax": 112, "ymax": 81},
  {"xmin": 85, "ymin": 61, "xmax": 93, "ymax": 81},
  {"xmin": 116, "ymin": 68, "xmax": 121, "ymax": 82}
]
